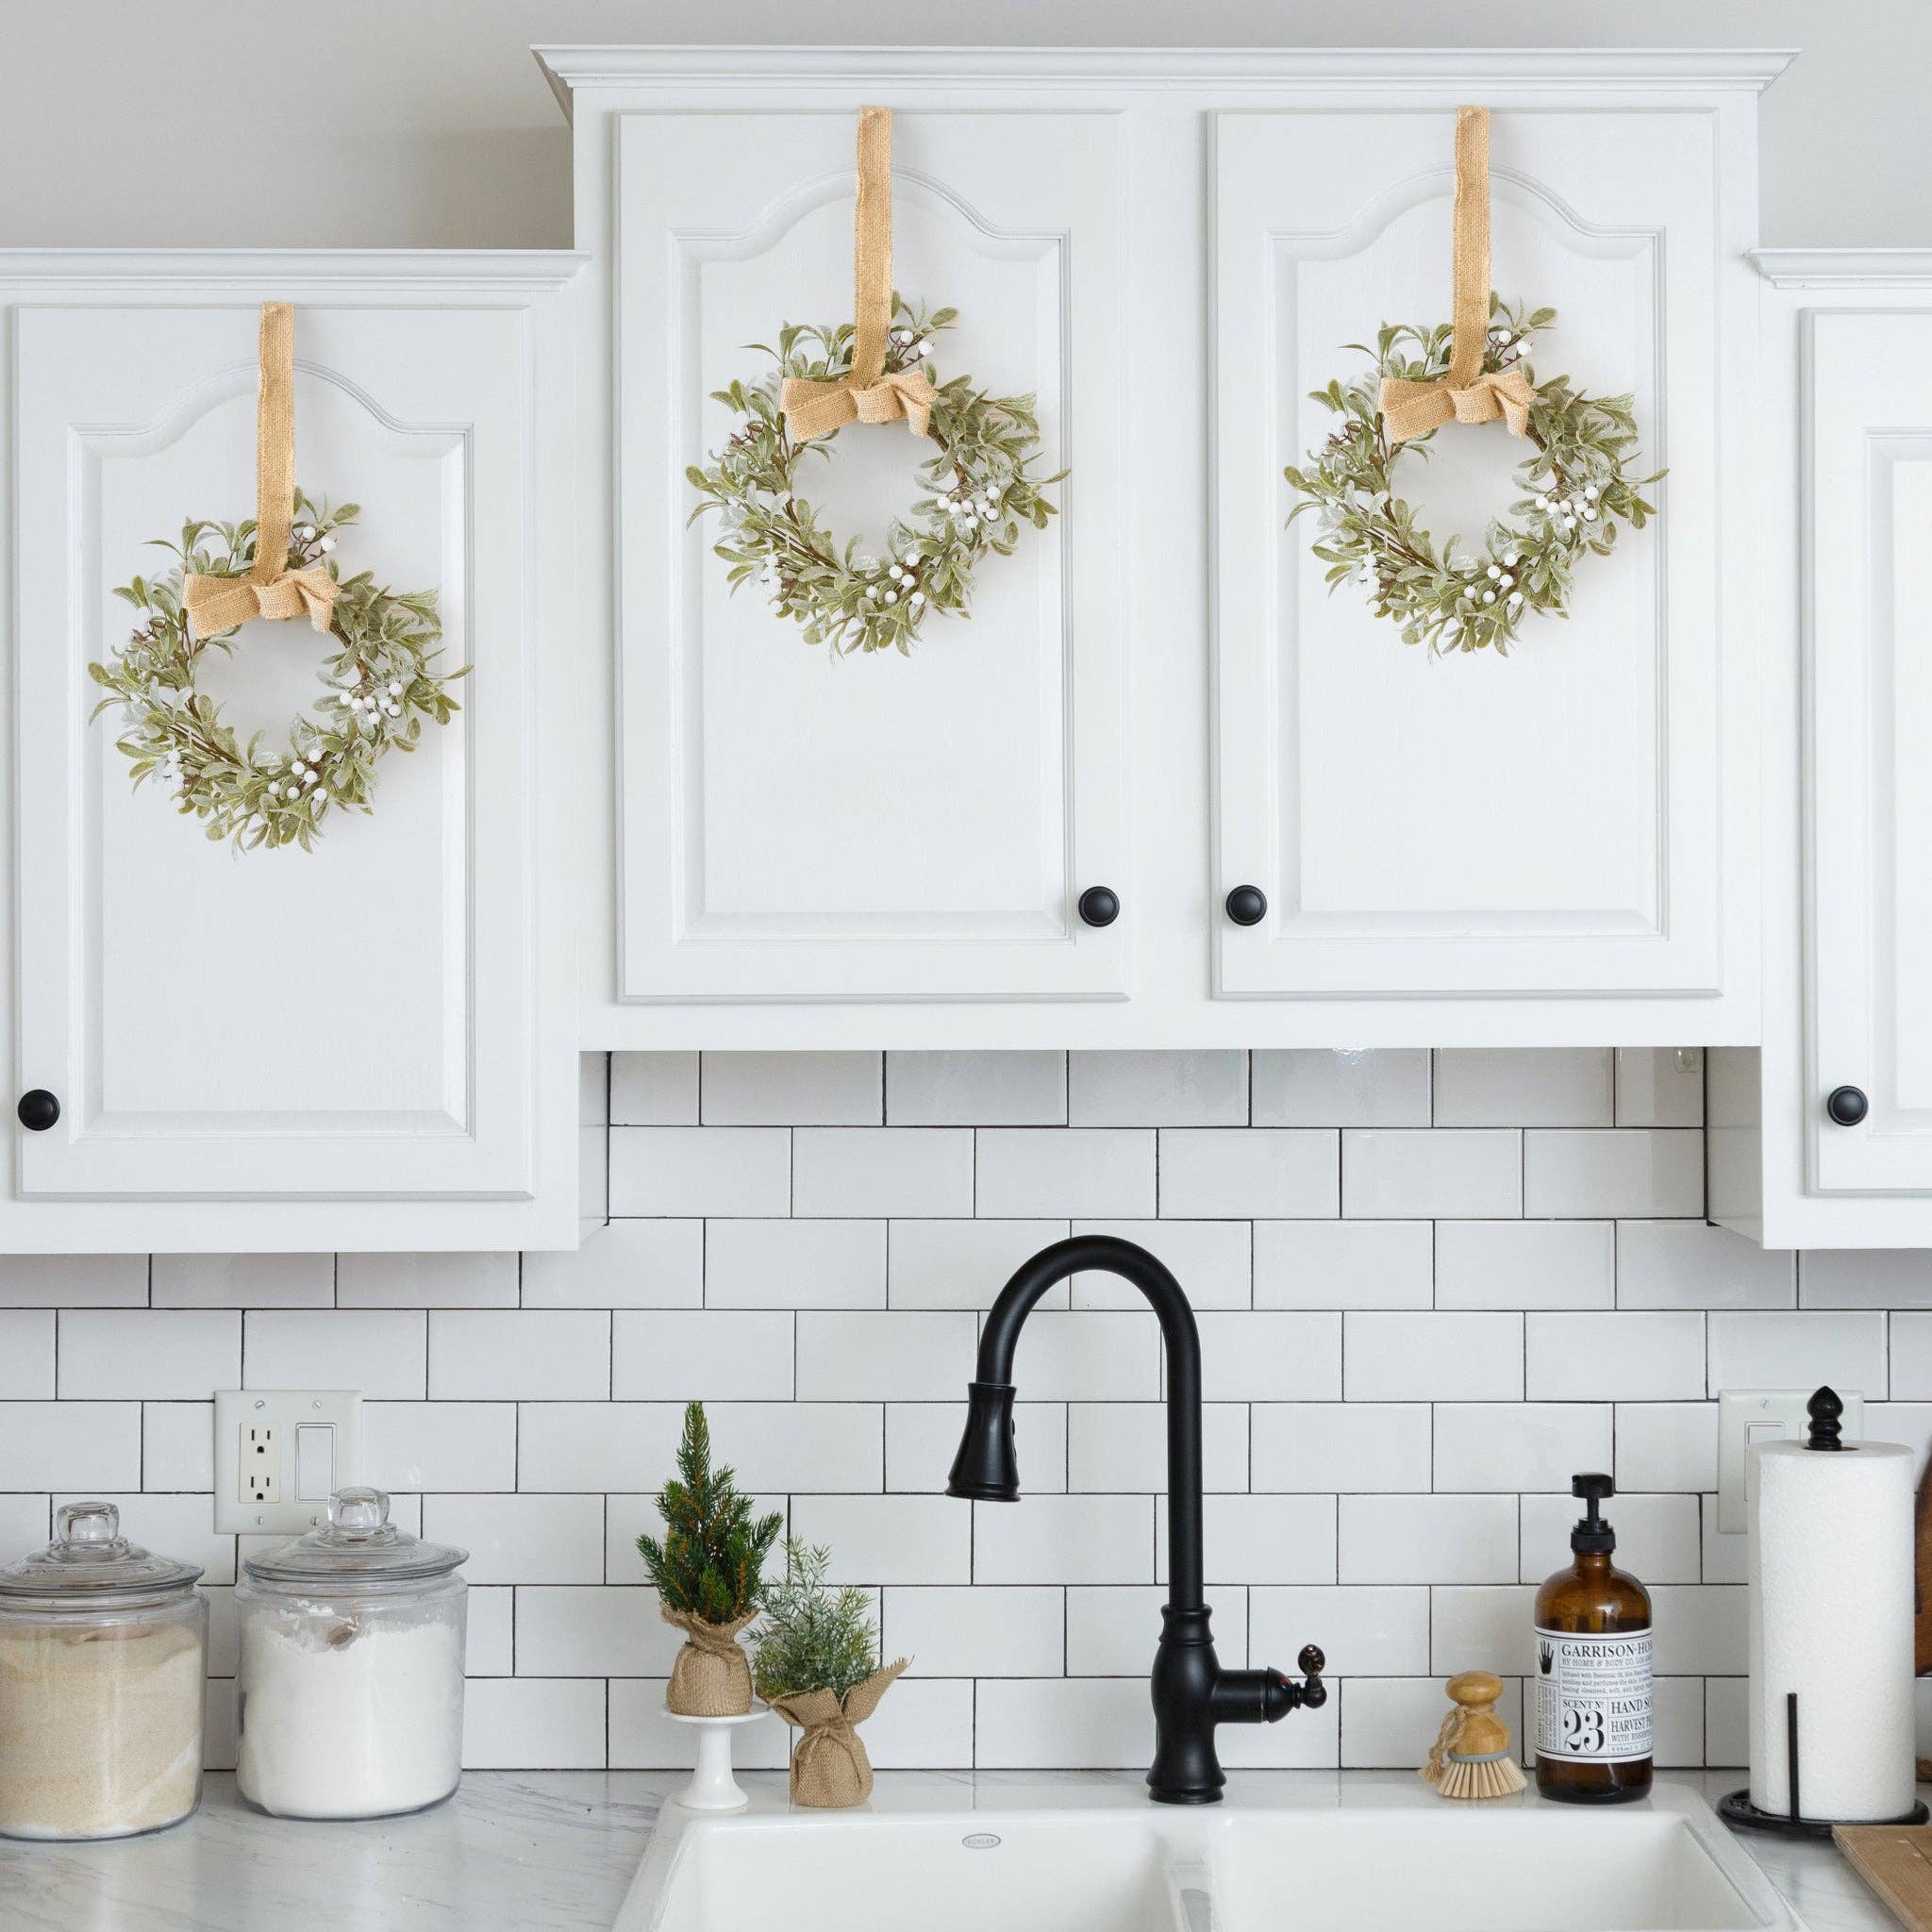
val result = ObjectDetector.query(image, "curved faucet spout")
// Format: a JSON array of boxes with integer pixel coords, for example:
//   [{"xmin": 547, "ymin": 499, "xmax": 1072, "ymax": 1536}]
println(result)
[{"xmin": 949, "ymin": 1234, "xmax": 1204, "ymax": 1607}]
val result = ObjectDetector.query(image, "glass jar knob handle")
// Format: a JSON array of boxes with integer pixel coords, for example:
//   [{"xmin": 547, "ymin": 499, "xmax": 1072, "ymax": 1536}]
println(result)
[{"xmin": 329, "ymin": 1486, "xmax": 391, "ymax": 1536}]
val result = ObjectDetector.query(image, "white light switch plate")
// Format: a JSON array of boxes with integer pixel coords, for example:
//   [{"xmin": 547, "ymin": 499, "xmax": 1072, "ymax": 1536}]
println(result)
[
  {"xmin": 1715, "ymin": 1387, "xmax": 1865, "ymax": 1533},
  {"xmin": 213, "ymin": 1390, "xmax": 363, "ymax": 1535}
]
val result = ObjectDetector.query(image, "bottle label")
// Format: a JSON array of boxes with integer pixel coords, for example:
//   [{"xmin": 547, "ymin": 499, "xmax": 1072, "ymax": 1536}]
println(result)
[{"xmin": 1534, "ymin": 1625, "xmax": 1652, "ymax": 1764}]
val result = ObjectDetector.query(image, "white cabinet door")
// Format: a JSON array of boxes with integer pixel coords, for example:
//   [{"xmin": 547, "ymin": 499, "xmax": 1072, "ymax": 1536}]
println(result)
[
  {"xmin": 613, "ymin": 108, "xmax": 1127, "ymax": 1003},
  {"xmin": 1213, "ymin": 106, "xmax": 1745, "ymax": 1000},
  {"xmin": 1806, "ymin": 309, "xmax": 1932, "ymax": 1193},
  {"xmin": 3, "ymin": 261, "xmax": 582, "ymax": 1247}
]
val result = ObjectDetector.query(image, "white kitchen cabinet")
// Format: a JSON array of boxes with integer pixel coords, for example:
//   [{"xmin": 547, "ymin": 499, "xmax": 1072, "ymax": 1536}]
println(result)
[
  {"xmin": 0, "ymin": 253, "xmax": 584, "ymax": 1251},
  {"xmin": 553, "ymin": 49, "xmax": 1778, "ymax": 1049},
  {"xmin": 1712, "ymin": 256, "xmax": 1932, "ymax": 1246}
]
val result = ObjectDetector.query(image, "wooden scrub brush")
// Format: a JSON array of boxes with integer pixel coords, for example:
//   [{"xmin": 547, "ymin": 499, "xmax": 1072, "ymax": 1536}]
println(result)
[{"xmin": 1421, "ymin": 1671, "xmax": 1527, "ymax": 1800}]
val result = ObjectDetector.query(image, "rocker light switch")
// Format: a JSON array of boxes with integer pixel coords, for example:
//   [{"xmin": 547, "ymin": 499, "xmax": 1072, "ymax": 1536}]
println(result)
[
  {"xmin": 1716, "ymin": 1387, "xmax": 1866, "ymax": 1533},
  {"xmin": 295, "ymin": 1424, "xmax": 337, "ymax": 1502}
]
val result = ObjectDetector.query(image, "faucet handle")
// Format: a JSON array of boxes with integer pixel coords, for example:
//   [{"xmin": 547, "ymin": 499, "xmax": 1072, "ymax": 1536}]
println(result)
[{"xmin": 1297, "ymin": 1644, "xmax": 1326, "ymax": 1708}]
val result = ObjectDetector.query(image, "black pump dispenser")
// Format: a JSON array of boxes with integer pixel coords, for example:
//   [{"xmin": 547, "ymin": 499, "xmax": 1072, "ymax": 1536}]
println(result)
[{"xmin": 1569, "ymin": 1472, "xmax": 1617, "ymax": 1555}]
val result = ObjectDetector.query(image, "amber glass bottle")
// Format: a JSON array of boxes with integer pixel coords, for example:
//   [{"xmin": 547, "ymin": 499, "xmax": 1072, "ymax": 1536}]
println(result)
[{"xmin": 1534, "ymin": 1473, "xmax": 1653, "ymax": 1804}]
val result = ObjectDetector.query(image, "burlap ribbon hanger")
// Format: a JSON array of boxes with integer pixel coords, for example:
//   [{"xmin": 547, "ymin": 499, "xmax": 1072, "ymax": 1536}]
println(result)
[
  {"xmin": 1377, "ymin": 108, "xmax": 1537, "ymax": 446},
  {"xmin": 184, "ymin": 303, "xmax": 341, "ymax": 641},
  {"xmin": 780, "ymin": 108, "xmax": 940, "ymax": 442}
]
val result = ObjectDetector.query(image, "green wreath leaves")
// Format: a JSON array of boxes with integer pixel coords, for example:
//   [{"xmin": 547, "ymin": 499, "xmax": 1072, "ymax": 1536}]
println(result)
[
  {"xmin": 688, "ymin": 298, "xmax": 1064, "ymax": 657},
  {"xmin": 1284, "ymin": 297, "xmax": 1662, "ymax": 656},
  {"xmin": 88, "ymin": 494, "xmax": 466, "ymax": 852}
]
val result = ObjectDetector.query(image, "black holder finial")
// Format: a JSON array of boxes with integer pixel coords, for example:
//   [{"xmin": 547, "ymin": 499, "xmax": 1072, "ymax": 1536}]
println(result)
[{"xmin": 1805, "ymin": 1386, "xmax": 1844, "ymax": 1451}]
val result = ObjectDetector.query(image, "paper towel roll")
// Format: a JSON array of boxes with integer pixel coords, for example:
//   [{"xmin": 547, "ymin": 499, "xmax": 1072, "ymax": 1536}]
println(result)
[{"xmin": 1747, "ymin": 1436, "xmax": 1915, "ymax": 1822}]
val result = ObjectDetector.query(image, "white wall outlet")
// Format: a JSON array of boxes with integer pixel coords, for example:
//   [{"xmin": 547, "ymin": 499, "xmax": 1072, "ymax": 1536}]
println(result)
[
  {"xmin": 1715, "ymin": 1387, "xmax": 1866, "ymax": 1533},
  {"xmin": 214, "ymin": 1390, "xmax": 363, "ymax": 1535}
]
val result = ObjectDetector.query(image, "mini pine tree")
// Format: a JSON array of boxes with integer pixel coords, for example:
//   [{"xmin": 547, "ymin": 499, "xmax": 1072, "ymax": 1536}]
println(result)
[
  {"xmin": 637, "ymin": 1402, "xmax": 784, "ymax": 1624},
  {"xmin": 751, "ymin": 1539, "xmax": 880, "ymax": 1700}
]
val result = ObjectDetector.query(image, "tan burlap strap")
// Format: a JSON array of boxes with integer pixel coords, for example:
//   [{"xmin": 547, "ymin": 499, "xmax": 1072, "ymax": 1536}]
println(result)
[
  {"xmin": 184, "ymin": 303, "xmax": 341, "ymax": 640},
  {"xmin": 780, "ymin": 108, "xmax": 939, "ymax": 442},
  {"xmin": 1378, "ymin": 108, "xmax": 1537, "ymax": 446}
]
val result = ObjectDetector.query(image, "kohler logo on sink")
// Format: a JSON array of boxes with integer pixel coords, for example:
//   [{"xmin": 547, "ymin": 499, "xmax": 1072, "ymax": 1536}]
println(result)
[{"xmin": 961, "ymin": 1833, "xmax": 1001, "ymax": 1850}]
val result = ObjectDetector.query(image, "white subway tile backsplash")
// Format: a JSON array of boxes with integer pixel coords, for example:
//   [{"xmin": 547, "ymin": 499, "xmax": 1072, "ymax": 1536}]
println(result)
[
  {"xmin": 425, "ymin": 1494, "xmax": 604, "ymax": 1585},
  {"xmin": 0, "ymin": 1494, "xmax": 50, "ymax": 1559},
  {"xmin": 1616, "ymin": 1049, "xmax": 1705, "ymax": 1128},
  {"xmin": 1520, "ymin": 1491, "xmax": 1702, "ymax": 1585},
  {"xmin": 1252, "ymin": 1050, "xmax": 1431, "ymax": 1128},
  {"xmin": 1614, "ymin": 1402, "xmax": 1720, "ymax": 1492},
  {"xmin": 886, "ymin": 1052, "xmax": 1066, "ymax": 1126},
  {"xmin": 1706, "ymin": 1677, "xmax": 1749, "ymax": 1767},
  {"xmin": 1068, "ymin": 1402, "xmax": 1248, "ymax": 1493},
  {"xmin": 1435, "ymin": 1221, "xmax": 1614, "ymax": 1311},
  {"xmin": 364, "ymin": 1402, "xmax": 516, "ymax": 1493},
  {"xmin": 1523, "ymin": 1130, "xmax": 1704, "ymax": 1219},
  {"xmin": 515, "ymin": 1586, "xmax": 667, "ymax": 1675},
  {"xmin": 795, "ymin": 1312, "xmax": 973, "ymax": 1402},
  {"xmin": 522, "ymin": 1222, "xmax": 704, "ymax": 1309},
  {"xmin": 1188, "ymin": 1493, "xmax": 1336, "ymax": 1585},
  {"xmin": 790, "ymin": 1493, "xmax": 969, "ymax": 1585},
  {"xmin": 1707, "ymin": 1310, "xmax": 1888, "ymax": 1397},
  {"xmin": 887, "ymin": 1220, "xmax": 1070, "ymax": 1309},
  {"xmin": 701, "ymin": 1052, "xmax": 882, "ymax": 1125},
  {"xmin": 142, "ymin": 1402, "xmax": 214, "ymax": 1490},
  {"xmin": 705, "ymin": 1219, "xmax": 885, "ymax": 1310},
  {"xmin": 1434, "ymin": 1050, "xmax": 1613, "ymax": 1128},
  {"xmin": 1343, "ymin": 1313, "xmax": 1524, "ymax": 1402},
  {"xmin": 151, "ymin": 1255, "xmax": 332, "ymax": 1308},
  {"xmin": 1342, "ymin": 1131, "xmax": 1520, "ymax": 1220},
  {"xmin": 859, "ymin": 1677, "xmax": 975, "ymax": 1768},
  {"xmin": 1524, "ymin": 1312, "xmax": 1706, "ymax": 1401},
  {"xmin": 0, "ymin": 1312, "xmax": 55, "ymax": 1399},
  {"xmin": 885, "ymin": 1586, "xmax": 1063, "ymax": 1677},
  {"xmin": 0, "ymin": 1255, "xmax": 147, "ymax": 1308},
  {"xmin": 1251, "ymin": 1586, "xmax": 1428, "ymax": 1677},
  {"xmin": 1649, "ymin": 1585, "xmax": 1748, "ymax": 1674},
  {"xmin": 1069, "ymin": 1051, "xmax": 1248, "ymax": 1126},
  {"xmin": 613, "ymin": 1310, "xmax": 793, "ymax": 1401},
  {"xmin": 1339, "ymin": 1495, "xmax": 1519, "ymax": 1584},
  {"xmin": 1198, "ymin": 1313, "xmax": 1341, "ymax": 1402},
  {"xmin": 1801, "ymin": 1251, "xmax": 1932, "ymax": 1308},
  {"xmin": 1433, "ymin": 1404, "xmax": 1611, "ymax": 1493},
  {"xmin": 1618, "ymin": 1222, "xmax": 1795, "ymax": 1310},
  {"xmin": 1072, "ymin": 1221, "xmax": 1252, "ymax": 1310},
  {"xmin": 338, "ymin": 1253, "xmax": 518, "ymax": 1308},
  {"xmin": 465, "ymin": 1588, "xmax": 513, "ymax": 1675},
  {"xmin": 794, "ymin": 1129, "xmax": 974, "ymax": 1219},
  {"xmin": 1250, "ymin": 1403, "xmax": 1430, "ymax": 1493},
  {"xmin": 462, "ymin": 1679, "xmax": 606, "ymax": 1769},
  {"xmin": 0, "ymin": 1403, "xmax": 143, "ymax": 1491},
  {"xmin": 430, "ymin": 1311, "xmax": 610, "ymax": 1401},
  {"xmin": 1159, "ymin": 1130, "xmax": 1336, "ymax": 1220},
  {"xmin": 978, "ymin": 1130, "xmax": 1156, "ymax": 1219},
  {"xmin": 608, "ymin": 1053, "xmax": 698, "ymax": 1126},
  {"xmin": 1429, "ymin": 1585, "xmax": 1538, "ymax": 1674},
  {"xmin": 1893, "ymin": 1316, "xmax": 1932, "ymax": 1399},
  {"xmin": 997, "ymin": 1310, "xmax": 1158, "ymax": 1402},
  {"xmin": 973, "ymin": 1493, "xmax": 1151, "ymax": 1585},
  {"xmin": 520, "ymin": 1403, "xmax": 875, "ymax": 1496},
  {"xmin": 608, "ymin": 1678, "xmax": 791, "ymax": 1770},
  {"xmin": 58, "ymin": 1309, "xmax": 239, "ymax": 1400},
  {"xmin": 611, "ymin": 1127, "xmax": 791, "ymax": 1218},
  {"xmin": 1254, "ymin": 1220, "xmax": 1431, "ymax": 1310},
  {"xmin": 245, "ymin": 1309, "xmax": 425, "ymax": 1398},
  {"xmin": 975, "ymin": 1677, "xmax": 1151, "ymax": 1769}
]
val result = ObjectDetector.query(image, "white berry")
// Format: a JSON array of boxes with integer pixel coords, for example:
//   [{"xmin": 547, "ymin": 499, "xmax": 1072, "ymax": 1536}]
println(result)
[
  {"xmin": 884, "ymin": 591, "xmax": 898, "ymax": 606},
  {"xmin": 1508, "ymin": 591, "xmax": 1524, "ymax": 606},
  {"xmin": 318, "ymin": 534, "xmax": 337, "ymax": 553},
  {"xmin": 267, "ymin": 783, "xmax": 282, "ymax": 799},
  {"xmin": 385, "ymin": 702, "xmax": 402, "ymax": 717},
  {"xmin": 1486, "ymin": 564, "xmax": 1501, "ymax": 580},
  {"xmin": 910, "ymin": 591, "xmax": 926, "ymax": 607},
  {"xmin": 1582, "ymin": 507, "xmax": 1598, "ymax": 521},
  {"xmin": 1504, "ymin": 552, "xmax": 1521, "ymax": 568},
  {"xmin": 1584, "ymin": 485, "xmax": 1601, "ymax": 502},
  {"xmin": 1482, "ymin": 590, "xmax": 1496, "ymax": 605},
  {"xmin": 918, "ymin": 341, "xmax": 934, "ymax": 358},
  {"xmin": 304, "ymin": 770, "xmax": 318, "ymax": 786},
  {"xmin": 1498, "ymin": 575, "xmax": 1513, "ymax": 590},
  {"xmin": 867, "ymin": 586, "xmax": 880, "ymax": 600}
]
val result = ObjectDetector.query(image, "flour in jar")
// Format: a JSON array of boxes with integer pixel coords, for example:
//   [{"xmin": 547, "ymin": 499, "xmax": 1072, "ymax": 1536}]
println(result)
[{"xmin": 237, "ymin": 1609, "xmax": 463, "ymax": 1819}]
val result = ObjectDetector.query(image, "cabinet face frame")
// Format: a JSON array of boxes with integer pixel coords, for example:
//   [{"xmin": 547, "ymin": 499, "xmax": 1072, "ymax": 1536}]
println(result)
[
  {"xmin": 0, "ymin": 251, "xmax": 586, "ymax": 1251},
  {"xmin": 546, "ymin": 47, "xmax": 1780, "ymax": 1052}
]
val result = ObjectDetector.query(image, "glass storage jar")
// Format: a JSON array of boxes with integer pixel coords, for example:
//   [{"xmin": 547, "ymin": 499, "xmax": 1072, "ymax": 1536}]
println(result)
[
  {"xmin": 0, "ymin": 1500, "xmax": 208, "ymax": 1840},
  {"xmin": 235, "ymin": 1486, "xmax": 468, "ymax": 1820}
]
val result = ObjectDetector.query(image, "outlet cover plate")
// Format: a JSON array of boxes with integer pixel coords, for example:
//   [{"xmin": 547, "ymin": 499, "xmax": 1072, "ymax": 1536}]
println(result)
[
  {"xmin": 1715, "ymin": 1387, "xmax": 1866, "ymax": 1533},
  {"xmin": 213, "ymin": 1390, "xmax": 362, "ymax": 1535}
]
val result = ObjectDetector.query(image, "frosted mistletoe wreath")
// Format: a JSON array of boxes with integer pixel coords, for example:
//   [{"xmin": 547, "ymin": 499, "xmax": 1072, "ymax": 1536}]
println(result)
[
  {"xmin": 687, "ymin": 104, "xmax": 1062, "ymax": 657},
  {"xmin": 1284, "ymin": 107, "xmax": 1660, "ymax": 657}
]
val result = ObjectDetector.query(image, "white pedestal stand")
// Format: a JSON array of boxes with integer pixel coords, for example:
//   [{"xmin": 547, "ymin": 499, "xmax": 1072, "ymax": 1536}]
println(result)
[{"xmin": 664, "ymin": 1701, "xmax": 772, "ymax": 1812}]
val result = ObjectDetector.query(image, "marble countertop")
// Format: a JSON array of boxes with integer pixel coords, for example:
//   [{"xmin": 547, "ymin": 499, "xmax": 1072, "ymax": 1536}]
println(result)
[{"xmin": 0, "ymin": 1769, "xmax": 1907, "ymax": 1932}]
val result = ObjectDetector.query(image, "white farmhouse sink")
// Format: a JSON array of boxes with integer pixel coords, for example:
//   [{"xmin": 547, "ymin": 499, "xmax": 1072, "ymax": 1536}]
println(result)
[{"xmin": 614, "ymin": 1776, "xmax": 1795, "ymax": 1932}]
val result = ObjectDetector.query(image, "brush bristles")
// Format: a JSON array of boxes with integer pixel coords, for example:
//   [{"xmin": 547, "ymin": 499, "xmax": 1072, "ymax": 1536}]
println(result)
[{"xmin": 1434, "ymin": 1754, "xmax": 1527, "ymax": 1801}]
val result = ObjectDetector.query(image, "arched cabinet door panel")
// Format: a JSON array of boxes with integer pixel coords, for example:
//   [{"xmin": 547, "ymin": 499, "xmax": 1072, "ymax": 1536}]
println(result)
[
  {"xmin": 612, "ymin": 109, "xmax": 1128, "ymax": 1004},
  {"xmin": 2, "ymin": 258, "xmax": 583, "ymax": 1249},
  {"xmin": 1213, "ymin": 103, "xmax": 1751, "ymax": 1003}
]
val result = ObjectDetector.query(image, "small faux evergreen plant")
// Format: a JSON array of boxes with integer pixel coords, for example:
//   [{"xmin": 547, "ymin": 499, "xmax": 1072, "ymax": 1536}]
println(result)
[
  {"xmin": 638, "ymin": 1402, "xmax": 783, "ymax": 1624},
  {"xmin": 751, "ymin": 1540, "xmax": 880, "ymax": 1701}
]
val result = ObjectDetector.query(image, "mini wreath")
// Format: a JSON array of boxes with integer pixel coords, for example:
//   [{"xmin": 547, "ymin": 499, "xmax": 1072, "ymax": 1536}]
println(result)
[
  {"xmin": 688, "ymin": 298, "xmax": 1064, "ymax": 656},
  {"xmin": 1283, "ymin": 297, "xmax": 1662, "ymax": 656},
  {"xmin": 87, "ymin": 495, "xmax": 465, "ymax": 851}
]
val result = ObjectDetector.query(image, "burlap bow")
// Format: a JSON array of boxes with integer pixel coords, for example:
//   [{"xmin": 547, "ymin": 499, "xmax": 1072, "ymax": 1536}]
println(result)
[
  {"xmin": 767, "ymin": 1657, "xmax": 908, "ymax": 1808},
  {"xmin": 1377, "ymin": 107, "xmax": 1538, "ymax": 447},
  {"xmin": 779, "ymin": 107, "xmax": 937, "ymax": 444},
  {"xmin": 184, "ymin": 303, "xmax": 341, "ymax": 641}
]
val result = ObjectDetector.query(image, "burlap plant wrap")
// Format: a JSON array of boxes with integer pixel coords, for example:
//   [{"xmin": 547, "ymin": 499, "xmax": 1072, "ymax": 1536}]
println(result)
[
  {"xmin": 767, "ymin": 1658, "xmax": 908, "ymax": 1807},
  {"xmin": 661, "ymin": 1606, "xmax": 758, "ymax": 1717}
]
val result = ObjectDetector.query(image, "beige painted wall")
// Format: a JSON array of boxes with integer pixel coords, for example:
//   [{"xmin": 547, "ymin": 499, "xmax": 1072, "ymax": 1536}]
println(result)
[{"xmin": 0, "ymin": 2, "xmax": 1922, "ymax": 250}]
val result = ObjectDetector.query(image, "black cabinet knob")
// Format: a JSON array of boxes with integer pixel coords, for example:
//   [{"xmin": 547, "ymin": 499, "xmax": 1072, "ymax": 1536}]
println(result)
[
  {"xmin": 1224, "ymin": 885, "xmax": 1268, "ymax": 926},
  {"xmin": 16, "ymin": 1091, "xmax": 58, "ymax": 1132},
  {"xmin": 1825, "ymin": 1085, "xmax": 1869, "ymax": 1126},
  {"xmin": 1077, "ymin": 887, "xmax": 1120, "ymax": 928}
]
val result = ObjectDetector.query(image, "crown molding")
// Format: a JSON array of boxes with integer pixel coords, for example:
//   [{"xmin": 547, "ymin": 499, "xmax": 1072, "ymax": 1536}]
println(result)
[
  {"xmin": 532, "ymin": 45, "xmax": 1796, "ymax": 119},
  {"xmin": 0, "ymin": 249, "xmax": 587, "ymax": 298},
  {"xmin": 1752, "ymin": 248, "xmax": 1932, "ymax": 289}
]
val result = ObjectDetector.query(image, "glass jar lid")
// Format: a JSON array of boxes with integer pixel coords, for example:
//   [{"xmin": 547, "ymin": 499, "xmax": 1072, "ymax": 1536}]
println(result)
[
  {"xmin": 0, "ymin": 1501, "xmax": 204, "ymax": 1603},
  {"xmin": 242, "ymin": 1487, "xmax": 467, "ymax": 1586}
]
